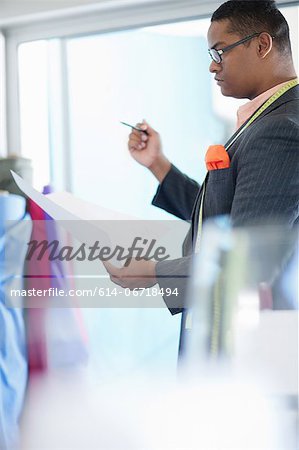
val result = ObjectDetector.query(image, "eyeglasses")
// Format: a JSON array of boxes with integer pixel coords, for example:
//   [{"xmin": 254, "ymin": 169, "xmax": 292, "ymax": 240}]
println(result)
[{"xmin": 208, "ymin": 32, "xmax": 260, "ymax": 64}]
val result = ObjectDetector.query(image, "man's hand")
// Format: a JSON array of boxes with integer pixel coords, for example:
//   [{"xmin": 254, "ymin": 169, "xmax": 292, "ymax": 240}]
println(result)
[
  {"xmin": 128, "ymin": 119, "xmax": 171, "ymax": 183},
  {"xmin": 104, "ymin": 258, "xmax": 157, "ymax": 289}
]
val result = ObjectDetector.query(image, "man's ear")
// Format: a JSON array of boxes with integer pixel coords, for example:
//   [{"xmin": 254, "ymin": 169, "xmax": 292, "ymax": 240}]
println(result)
[{"xmin": 257, "ymin": 32, "xmax": 273, "ymax": 58}]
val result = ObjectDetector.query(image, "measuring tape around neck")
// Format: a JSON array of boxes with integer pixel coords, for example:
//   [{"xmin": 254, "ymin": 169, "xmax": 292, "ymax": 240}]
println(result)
[
  {"xmin": 189, "ymin": 78, "xmax": 298, "ymax": 336},
  {"xmin": 227, "ymin": 78, "xmax": 298, "ymax": 151},
  {"xmin": 194, "ymin": 78, "xmax": 298, "ymax": 253}
]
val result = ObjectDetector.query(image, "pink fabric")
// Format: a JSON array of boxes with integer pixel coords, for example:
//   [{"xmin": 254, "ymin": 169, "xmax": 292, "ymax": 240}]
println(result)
[
  {"xmin": 236, "ymin": 80, "xmax": 295, "ymax": 129},
  {"xmin": 26, "ymin": 199, "xmax": 50, "ymax": 372},
  {"xmin": 26, "ymin": 194, "xmax": 88, "ymax": 372}
]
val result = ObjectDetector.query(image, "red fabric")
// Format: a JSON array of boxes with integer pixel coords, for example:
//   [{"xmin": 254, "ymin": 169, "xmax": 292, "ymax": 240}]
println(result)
[
  {"xmin": 26, "ymin": 196, "xmax": 88, "ymax": 371},
  {"xmin": 26, "ymin": 199, "xmax": 50, "ymax": 372}
]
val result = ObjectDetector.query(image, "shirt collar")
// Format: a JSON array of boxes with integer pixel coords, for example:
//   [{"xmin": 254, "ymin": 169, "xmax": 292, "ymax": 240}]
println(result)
[{"xmin": 236, "ymin": 79, "xmax": 297, "ymax": 130}]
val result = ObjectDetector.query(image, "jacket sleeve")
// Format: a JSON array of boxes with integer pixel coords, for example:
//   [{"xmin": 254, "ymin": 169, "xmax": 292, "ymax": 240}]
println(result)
[
  {"xmin": 152, "ymin": 164, "xmax": 200, "ymax": 220},
  {"xmin": 231, "ymin": 115, "xmax": 299, "ymax": 226},
  {"xmin": 155, "ymin": 255, "xmax": 193, "ymax": 315},
  {"xmin": 152, "ymin": 165, "xmax": 199, "ymax": 314},
  {"xmin": 155, "ymin": 115, "xmax": 299, "ymax": 315}
]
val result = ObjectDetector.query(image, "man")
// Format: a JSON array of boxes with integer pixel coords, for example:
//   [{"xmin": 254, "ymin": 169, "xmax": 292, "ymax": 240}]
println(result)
[{"xmin": 105, "ymin": 0, "xmax": 299, "ymax": 314}]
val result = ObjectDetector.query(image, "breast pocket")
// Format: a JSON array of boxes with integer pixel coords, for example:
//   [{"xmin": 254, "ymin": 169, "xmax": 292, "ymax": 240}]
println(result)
[
  {"xmin": 204, "ymin": 167, "xmax": 235, "ymax": 217},
  {"xmin": 208, "ymin": 167, "xmax": 232, "ymax": 182}
]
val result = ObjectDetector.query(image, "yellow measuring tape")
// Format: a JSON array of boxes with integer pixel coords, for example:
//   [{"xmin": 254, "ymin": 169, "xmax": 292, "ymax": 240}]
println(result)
[
  {"xmin": 228, "ymin": 77, "xmax": 298, "ymax": 150},
  {"xmin": 208, "ymin": 78, "xmax": 298, "ymax": 356},
  {"xmin": 194, "ymin": 77, "xmax": 298, "ymax": 254},
  {"xmin": 187, "ymin": 78, "xmax": 298, "ymax": 342}
]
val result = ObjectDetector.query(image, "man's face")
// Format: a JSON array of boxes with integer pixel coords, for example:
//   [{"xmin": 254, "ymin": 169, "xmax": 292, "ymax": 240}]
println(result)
[{"xmin": 207, "ymin": 19, "xmax": 259, "ymax": 99}]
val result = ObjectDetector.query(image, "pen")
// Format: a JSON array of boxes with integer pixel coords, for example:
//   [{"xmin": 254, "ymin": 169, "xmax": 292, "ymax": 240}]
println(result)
[{"xmin": 120, "ymin": 121, "xmax": 148, "ymax": 134}]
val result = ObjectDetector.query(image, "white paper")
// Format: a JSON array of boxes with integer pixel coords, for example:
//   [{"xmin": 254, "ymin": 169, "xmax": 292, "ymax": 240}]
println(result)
[
  {"xmin": 11, "ymin": 171, "xmax": 137, "ymax": 222},
  {"xmin": 47, "ymin": 192, "xmax": 139, "ymax": 221},
  {"xmin": 10, "ymin": 171, "xmax": 174, "ymax": 251},
  {"xmin": 11, "ymin": 171, "xmax": 111, "ymax": 248}
]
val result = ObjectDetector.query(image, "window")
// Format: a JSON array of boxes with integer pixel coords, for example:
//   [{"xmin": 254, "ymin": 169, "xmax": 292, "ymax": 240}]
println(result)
[
  {"xmin": 18, "ymin": 40, "xmax": 51, "ymax": 189},
  {"xmin": 66, "ymin": 21, "xmax": 226, "ymax": 217},
  {"xmin": 14, "ymin": 4, "xmax": 299, "ymax": 378}
]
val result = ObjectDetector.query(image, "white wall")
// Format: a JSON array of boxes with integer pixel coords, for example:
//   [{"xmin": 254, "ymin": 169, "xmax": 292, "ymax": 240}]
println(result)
[{"xmin": 1, "ymin": 0, "xmax": 297, "ymax": 27}]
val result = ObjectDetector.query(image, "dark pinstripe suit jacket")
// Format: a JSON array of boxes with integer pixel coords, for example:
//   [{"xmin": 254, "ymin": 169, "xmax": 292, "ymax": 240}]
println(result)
[{"xmin": 152, "ymin": 85, "xmax": 299, "ymax": 314}]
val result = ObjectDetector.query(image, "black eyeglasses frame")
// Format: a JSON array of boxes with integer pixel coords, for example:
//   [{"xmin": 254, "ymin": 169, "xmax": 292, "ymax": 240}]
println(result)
[{"xmin": 208, "ymin": 32, "xmax": 262, "ymax": 63}]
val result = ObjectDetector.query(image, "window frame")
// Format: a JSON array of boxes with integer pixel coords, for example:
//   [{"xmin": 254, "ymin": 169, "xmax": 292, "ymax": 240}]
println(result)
[{"xmin": 1, "ymin": 0, "xmax": 298, "ymax": 158}]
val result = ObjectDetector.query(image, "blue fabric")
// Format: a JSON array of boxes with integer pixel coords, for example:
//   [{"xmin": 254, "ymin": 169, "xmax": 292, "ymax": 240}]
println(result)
[{"xmin": 0, "ymin": 200, "xmax": 31, "ymax": 449}]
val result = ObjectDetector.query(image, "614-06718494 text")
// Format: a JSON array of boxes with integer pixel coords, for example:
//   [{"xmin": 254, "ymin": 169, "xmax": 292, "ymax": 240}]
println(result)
[
  {"xmin": 9, "ymin": 287, "xmax": 179, "ymax": 298},
  {"xmin": 96, "ymin": 287, "xmax": 179, "ymax": 297}
]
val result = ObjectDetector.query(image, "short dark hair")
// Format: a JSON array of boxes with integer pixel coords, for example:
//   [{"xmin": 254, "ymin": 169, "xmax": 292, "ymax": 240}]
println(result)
[{"xmin": 211, "ymin": 1, "xmax": 292, "ymax": 55}]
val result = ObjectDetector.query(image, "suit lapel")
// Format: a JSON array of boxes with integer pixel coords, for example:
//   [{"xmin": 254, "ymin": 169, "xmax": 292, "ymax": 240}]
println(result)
[
  {"xmin": 225, "ymin": 85, "xmax": 299, "ymax": 149},
  {"xmin": 192, "ymin": 85, "xmax": 299, "ymax": 240}
]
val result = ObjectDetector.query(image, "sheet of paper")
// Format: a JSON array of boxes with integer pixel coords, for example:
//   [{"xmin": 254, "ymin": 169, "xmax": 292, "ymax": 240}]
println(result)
[
  {"xmin": 11, "ymin": 171, "xmax": 138, "ymax": 221},
  {"xmin": 11, "ymin": 171, "xmax": 173, "ymax": 251},
  {"xmin": 11, "ymin": 171, "xmax": 111, "ymax": 247},
  {"xmin": 47, "ymin": 192, "xmax": 140, "ymax": 221}
]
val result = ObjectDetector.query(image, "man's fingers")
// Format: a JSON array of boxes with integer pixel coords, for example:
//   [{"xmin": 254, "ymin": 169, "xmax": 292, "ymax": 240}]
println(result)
[
  {"xmin": 110, "ymin": 275, "xmax": 124, "ymax": 287},
  {"xmin": 128, "ymin": 132, "xmax": 144, "ymax": 152},
  {"xmin": 129, "ymin": 131, "xmax": 140, "ymax": 140},
  {"xmin": 128, "ymin": 142, "xmax": 146, "ymax": 152},
  {"xmin": 102, "ymin": 260, "xmax": 110, "ymax": 270},
  {"xmin": 138, "ymin": 120, "xmax": 153, "ymax": 135},
  {"xmin": 137, "ymin": 121, "xmax": 149, "ymax": 132},
  {"xmin": 127, "ymin": 122, "xmax": 150, "ymax": 153},
  {"xmin": 129, "ymin": 131, "xmax": 147, "ymax": 142},
  {"xmin": 128, "ymin": 136, "xmax": 141, "ymax": 148},
  {"xmin": 103, "ymin": 261, "xmax": 121, "ymax": 277}
]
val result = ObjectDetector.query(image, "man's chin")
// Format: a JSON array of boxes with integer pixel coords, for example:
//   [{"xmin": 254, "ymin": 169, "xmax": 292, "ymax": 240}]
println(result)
[
  {"xmin": 220, "ymin": 86, "xmax": 246, "ymax": 99},
  {"xmin": 219, "ymin": 84, "xmax": 234, "ymax": 97}
]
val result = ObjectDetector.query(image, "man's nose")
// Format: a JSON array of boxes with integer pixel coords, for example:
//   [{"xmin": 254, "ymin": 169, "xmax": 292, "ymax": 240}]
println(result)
[{"xmin": 209, "ymin": 60, "xmax": 221, "ymax": 73}]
